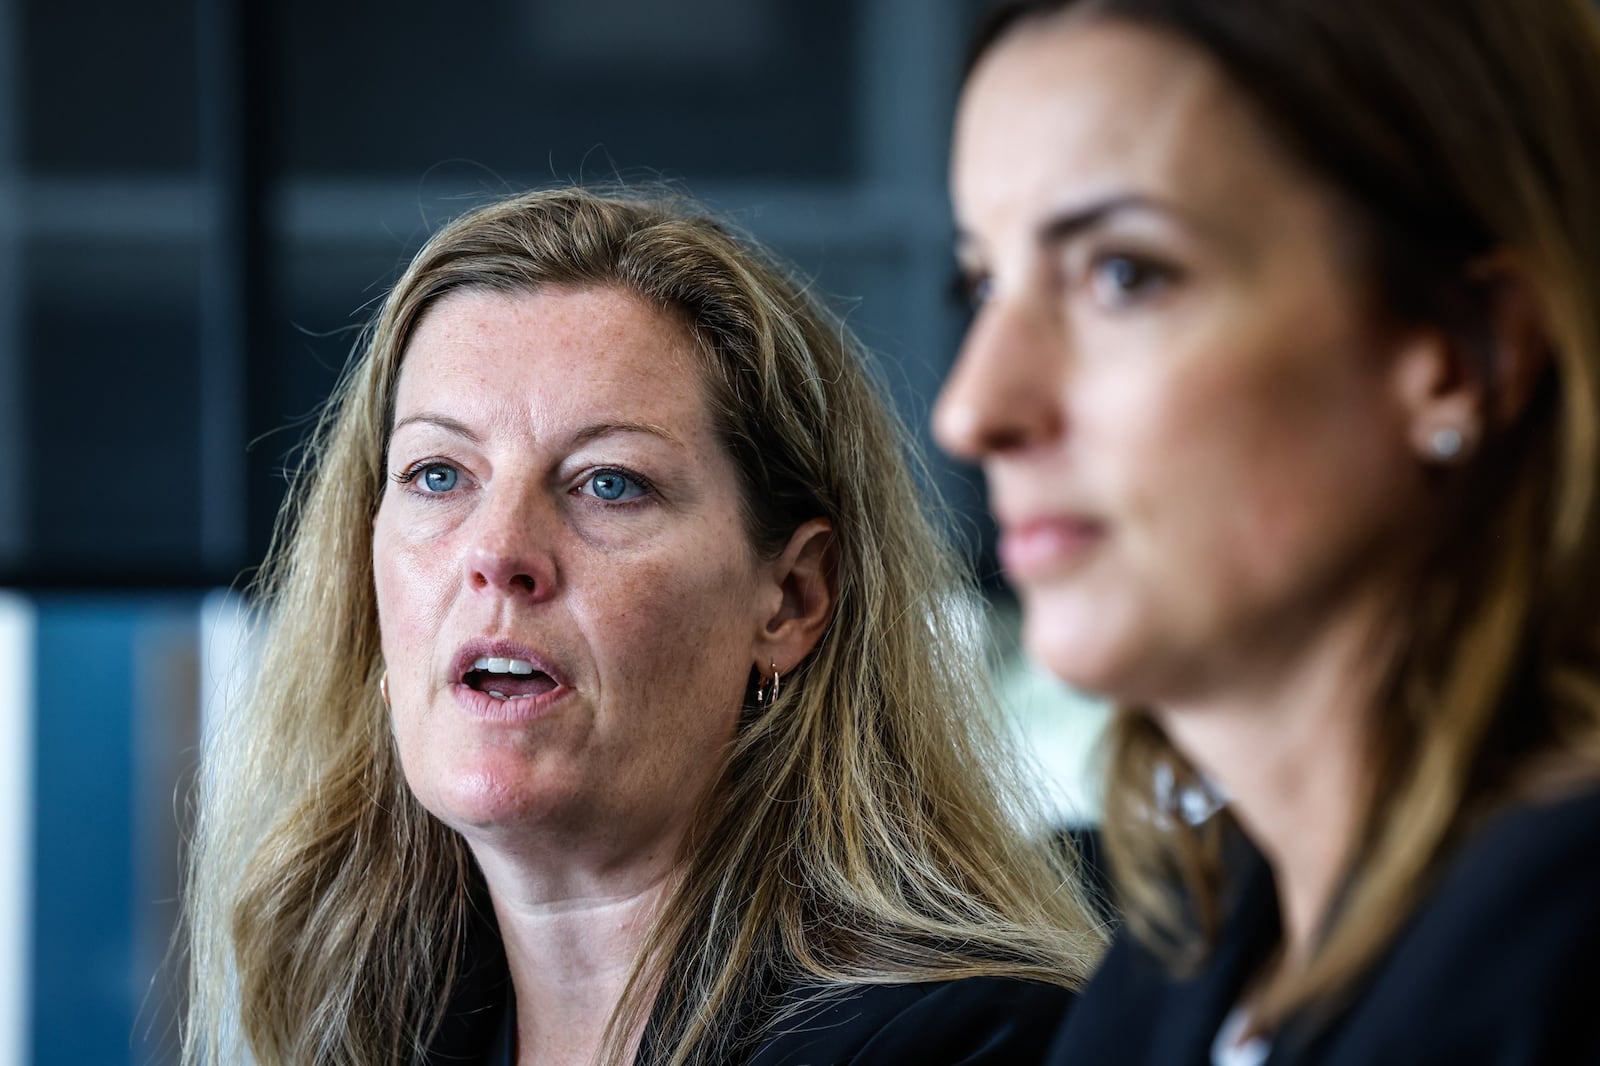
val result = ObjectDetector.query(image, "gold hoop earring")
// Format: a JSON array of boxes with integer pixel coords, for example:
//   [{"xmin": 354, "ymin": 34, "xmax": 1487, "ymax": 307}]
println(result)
[
  {"xmin": 379, "ymin": 673, "xmax": 390, "ymax": 708},
  {"xmin": 756, "ymin": 662, "xmax": 782, "ymax": 708}
]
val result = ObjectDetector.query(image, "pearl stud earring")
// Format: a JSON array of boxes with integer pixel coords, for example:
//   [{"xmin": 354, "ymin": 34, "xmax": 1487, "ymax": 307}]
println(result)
[{"xmin": 1429, "ymin": 426, "xmax": 1466, "ymax": 462}]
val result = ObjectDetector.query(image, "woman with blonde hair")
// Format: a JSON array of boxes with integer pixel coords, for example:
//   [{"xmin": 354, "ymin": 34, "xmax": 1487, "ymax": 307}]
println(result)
[
  {"xmin": 937, "ymin": 0, "xmax": 1600, "ymax": 1061},
  {"xmin": 184, "ymin": 186, "xmax": 1100, "ymax": 1065}
]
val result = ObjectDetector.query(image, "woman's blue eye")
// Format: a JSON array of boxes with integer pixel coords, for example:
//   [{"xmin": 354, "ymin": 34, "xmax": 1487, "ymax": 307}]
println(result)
[
  {"xmin": 1089, "ymin": 254, "xmax": 1173, "ymax": 309},
  {"xmin": 420, "ymin": 464, "xmax": 458, "ymax": 492},
  {"xmin": 585, "ymin": 470, "xmax": 645, "ymax": 502}
]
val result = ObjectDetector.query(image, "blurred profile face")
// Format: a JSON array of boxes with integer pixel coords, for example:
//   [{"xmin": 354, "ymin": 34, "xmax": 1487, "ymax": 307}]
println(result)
[
  {"xmin": 373, "ymin": 285, "xmax": 768, "ymax": 862},
  {"xmin": 934, "ymin": 16, "xmax": 1430, "ymax": 706}
]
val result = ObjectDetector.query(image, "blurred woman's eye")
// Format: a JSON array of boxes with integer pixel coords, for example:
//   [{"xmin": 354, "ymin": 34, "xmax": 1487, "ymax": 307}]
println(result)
[
  {"xmin": 950, "ymin": 268, "xmax": 994, "ymax": 311},
  {"xmin": 393, "ymin": 461, "xmax": 461, "ymax": 494},
  {"xmin": 1086, "ymin": 253, "xmax": 1178, "ymax": 310},
  {"xmin": 580, "ymin": 468, "xmax": 650, "ymax": 503}
]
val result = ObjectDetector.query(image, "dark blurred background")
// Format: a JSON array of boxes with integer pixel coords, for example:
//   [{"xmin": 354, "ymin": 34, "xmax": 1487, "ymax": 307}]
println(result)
[
  {"xmin": 4, "ymin": 0, "xmax": 991, "ymax": 590},
  {"xmin": 0, "ymin": 2, "xmax": 1109, "ymax": 1062}
]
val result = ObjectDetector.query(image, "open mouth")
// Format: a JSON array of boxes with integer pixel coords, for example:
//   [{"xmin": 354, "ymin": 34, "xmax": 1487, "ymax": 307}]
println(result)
[{"xmin": 462, "ymin": 656, "xmax": 560, "ymax": 701}]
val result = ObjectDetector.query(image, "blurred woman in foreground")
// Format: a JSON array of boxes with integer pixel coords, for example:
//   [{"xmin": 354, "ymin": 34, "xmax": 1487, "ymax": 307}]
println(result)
[
  {"xmin": 937, "ymin": 1, "xmax": 1600, "ymax": 1061},
  {"xmin": 185, "ymin": 187, "xmax": 1099, "ymax": 1065}
]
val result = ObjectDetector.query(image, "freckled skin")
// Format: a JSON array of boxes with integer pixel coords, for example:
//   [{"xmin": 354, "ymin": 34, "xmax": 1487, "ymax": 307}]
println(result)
[
  {"xmin": 373, "ymin": 286, "xmax": 770, "ymax": 872},
  {"xmin": 937, "ymin": 19, "xmax": 1429, "ymax": 706}
]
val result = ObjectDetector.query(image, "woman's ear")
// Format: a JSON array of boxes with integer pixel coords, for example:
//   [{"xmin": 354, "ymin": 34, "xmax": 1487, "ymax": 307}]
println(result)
[
  {"xmin": 753, "ymin": 518, "xmax": 837, "ymax": 674},
  {"xmin": 1473, "ymin": 255, "xmax": 1551, "ymax": 426},
  {"xmin": 1392, "ymin": 326, "xmax": 1482, "ymax": 463},
  {"xmin": 1393, "ymin": 254, "xmax": 1550, "ymax": 464}
]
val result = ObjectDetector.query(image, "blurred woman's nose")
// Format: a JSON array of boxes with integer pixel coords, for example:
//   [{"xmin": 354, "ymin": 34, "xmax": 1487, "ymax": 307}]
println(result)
[
  {"xmin": 933, "ymin": 295, "xmax": 1066, "ymax": 461},
  {"xmin": 464, "ymin": 484, "xmax": 558, "ymax": 602}
]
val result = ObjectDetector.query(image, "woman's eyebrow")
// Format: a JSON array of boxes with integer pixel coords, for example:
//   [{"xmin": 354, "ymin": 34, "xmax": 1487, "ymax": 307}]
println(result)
[
  {"xmin": 566, "ymin": 420, "xmax": 687, "ymax": 451},
  {"xmin": 1035, "ymin": 192, "xmax": 1174, "ymax": 248},
  {"xmin": 1045, "ymin": 192, "xmax": 1248, "ymax": 266},
  {"xmin": 390, "ymin": 415, "xmax": 687, "ymax": 451},
  {"xmin": 952, "ymin": 192, "xmax": 1186, "ymax": 261},
  {"xmin": 1036, "ymin": 192, "xmax": 1152, "ymax": 241},
  {"xmin": 391, "ymin": 413, "xmax": 482, "ymax": 442}
]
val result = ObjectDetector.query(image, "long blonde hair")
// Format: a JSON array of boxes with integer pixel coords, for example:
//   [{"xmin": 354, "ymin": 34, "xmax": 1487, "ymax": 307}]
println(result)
[
  {"xmin": 972, "ymin": 0, "xmax": 1600, "ymax": 1031},
  {"xmin": 183, "ymin": 187, "xmax": 1104, "ymax": 1065}
]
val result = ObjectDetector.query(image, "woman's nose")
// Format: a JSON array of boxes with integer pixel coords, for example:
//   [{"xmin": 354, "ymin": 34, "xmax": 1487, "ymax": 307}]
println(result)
[
  {"xmin": 933, "ymin": 295, "xmax": 1066, "ymax": 461},
  {"xmin": 464, "ymin": 487, "xmax": 558, "ymax": 602}
]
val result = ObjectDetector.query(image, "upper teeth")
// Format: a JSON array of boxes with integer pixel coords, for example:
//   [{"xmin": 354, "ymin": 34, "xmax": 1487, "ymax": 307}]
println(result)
[{"xmin": 472, "ymin": 656, "xmax": 537, "ymax": 675}]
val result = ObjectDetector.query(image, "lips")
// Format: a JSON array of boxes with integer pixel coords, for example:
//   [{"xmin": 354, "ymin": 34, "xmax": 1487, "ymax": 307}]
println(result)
[
  {"xmin": 463, "ymin": 657, "xmax": 560, "ymax": 700},
  {"xmin": 997, "ymin": 515, "xmax": 1107, "ymax": 579},
  {"xmin": 450, "ymin": 638, "xmax": 569, "ymax": 704}
]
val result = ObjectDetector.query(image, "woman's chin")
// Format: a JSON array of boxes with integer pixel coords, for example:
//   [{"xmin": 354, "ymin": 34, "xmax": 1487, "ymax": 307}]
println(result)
[
  {"xmin": 1021, "ymin": 592, "xmax": 1139, "ymax": 699},
  {"xmin": 410, "ymin": 756, "xmax": 578, "ymax": 836}
]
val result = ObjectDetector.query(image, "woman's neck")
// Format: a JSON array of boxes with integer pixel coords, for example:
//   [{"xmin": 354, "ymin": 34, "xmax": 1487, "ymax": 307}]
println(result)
[
  {"xmin": 1158, "ymin": 600, "xmax": 1388, "ymax": 972},
  {"xmin": 473, "ymin": 849, "xmax": 678, "ymax": 1066}
]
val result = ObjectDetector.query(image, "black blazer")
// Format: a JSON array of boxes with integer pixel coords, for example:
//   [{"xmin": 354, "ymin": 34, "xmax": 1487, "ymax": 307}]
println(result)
[
  {"xmin": 429, "ymin": 962, "xmax": 1075, "ymax": 1065},
  {"xmin": 1048, "ymin": 781, "xmax": 1600, "ymax": 1065},
  {"xmin": 676, "ymin": 976, "xmax": 1073, "ymax": 1066}
]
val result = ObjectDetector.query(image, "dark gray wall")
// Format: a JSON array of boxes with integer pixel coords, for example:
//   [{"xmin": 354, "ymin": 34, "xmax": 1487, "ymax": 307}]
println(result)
[{"xmin": 1, "ymin": 0, "xmax": 997, "ymax": 591}]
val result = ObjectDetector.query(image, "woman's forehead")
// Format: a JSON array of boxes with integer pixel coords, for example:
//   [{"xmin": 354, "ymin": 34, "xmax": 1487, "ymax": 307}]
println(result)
[
  {"xmin": 954, "ymin": 17, "xmax": 1312, "ymax": 251},
  {"xmin": 391, "ymin": 286, "xmax": 716, "ymax": 444}
]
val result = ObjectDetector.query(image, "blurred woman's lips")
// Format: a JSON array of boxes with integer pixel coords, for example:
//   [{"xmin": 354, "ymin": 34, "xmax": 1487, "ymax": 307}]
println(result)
[{"xmin": 997, "ymin": 515, "xmax": 1107, "ymax": 580}]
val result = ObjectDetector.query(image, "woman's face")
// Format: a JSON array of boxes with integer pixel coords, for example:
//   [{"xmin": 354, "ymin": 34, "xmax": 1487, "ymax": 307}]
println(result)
[
  {"xmin": 935, "ymin": 17, "xmax": 1435, "ymax": 706},
  {"xmin": 373, "ymin": 285, "xmax": 771, "ymax": 861}
]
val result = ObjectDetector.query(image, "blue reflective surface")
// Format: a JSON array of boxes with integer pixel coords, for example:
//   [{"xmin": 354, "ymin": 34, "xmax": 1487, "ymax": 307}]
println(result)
[{"xmin": 31, "ymin": 596, "xmax": 201, "ymax": 1066}]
